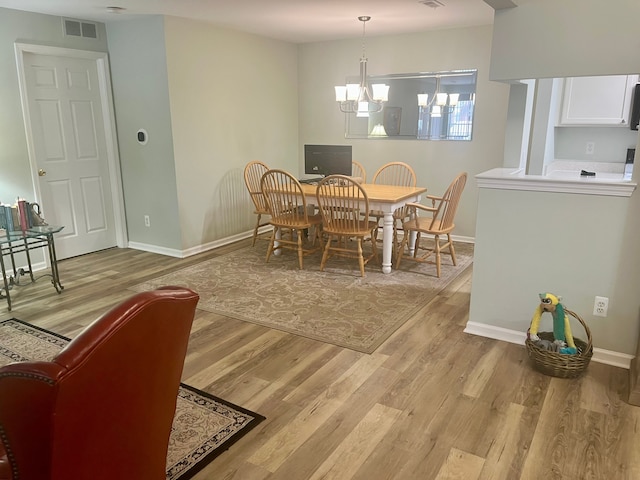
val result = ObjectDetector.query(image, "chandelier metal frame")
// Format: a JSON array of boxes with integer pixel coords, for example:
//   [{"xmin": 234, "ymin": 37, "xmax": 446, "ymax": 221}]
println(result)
[{"xmin": 334, "ymin": 16, "xmax": 389, "ymax": 117}]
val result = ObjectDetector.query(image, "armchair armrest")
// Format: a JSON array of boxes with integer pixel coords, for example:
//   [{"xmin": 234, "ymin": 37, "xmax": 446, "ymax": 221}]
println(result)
[{"xmin": 405, "ymin": 202, "xmax": 437, "ymax": 214}]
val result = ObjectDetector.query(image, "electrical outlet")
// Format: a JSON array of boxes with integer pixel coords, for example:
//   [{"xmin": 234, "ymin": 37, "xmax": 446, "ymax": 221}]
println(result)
[
  {"xmin": 586, "ymin": 142, "xmax": 595, "ymax": 155},
  {"xmin": 593, "ymin": 296, "xmax": 608, "ymax": 317},
  {"xmin": 144, "ymin": 215, "xmax": 150, "ymax": 227}
]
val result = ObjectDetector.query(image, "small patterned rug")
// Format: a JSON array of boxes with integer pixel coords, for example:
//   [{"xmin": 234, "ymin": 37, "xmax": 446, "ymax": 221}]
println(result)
[
  {"xmin": 131, "ymin": 241, "xmax": 473, "ymax": 353},
  {"xmin": 0, "ymin": 318, "xmax": 264, "ymax": 480}
]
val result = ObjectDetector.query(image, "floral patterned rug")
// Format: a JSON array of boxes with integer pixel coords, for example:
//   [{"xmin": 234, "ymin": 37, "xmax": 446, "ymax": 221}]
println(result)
[
  {"xmin": 0, "ymin": 318, "xmax": 264, "ymax": 480},
  {"xmin": 131, "ymin": 241, "xmax": 474, "ymax": 353}
]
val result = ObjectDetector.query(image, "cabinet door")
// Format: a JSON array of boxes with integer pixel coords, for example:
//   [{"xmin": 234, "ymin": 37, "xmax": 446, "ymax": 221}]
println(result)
[{"xmin": 559, "ymin": 75, "xmax": 638, "ymax": 126}]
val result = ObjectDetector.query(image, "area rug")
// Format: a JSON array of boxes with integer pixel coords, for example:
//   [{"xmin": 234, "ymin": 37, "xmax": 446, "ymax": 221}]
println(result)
[
  {"xmin": 0, "ymin": 318, "xmax": 264, "ymax": 480},
  {"xmin": 130, "ymin": 241, "xmax": 473, "ymax": 353}
]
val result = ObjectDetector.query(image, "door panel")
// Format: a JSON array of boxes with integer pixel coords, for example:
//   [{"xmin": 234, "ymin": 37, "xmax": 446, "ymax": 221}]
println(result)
[
  {"xmin": 48, "ymin": 180, "xmax": 77, "ymax": 242},
  {"xmin": 80, "ymin": 177, "xmax": 108, "ymax": 232},
  {"xmin": 36, "ymin": 100, "xmax": 66, "ymax": 159},
  {"xmin": 22, "ymin": 52, "xmax": 117, "ymax": 259},
  {"xmin": 71, "ymin": 101, "xmax": 99, "ymax": 158}
]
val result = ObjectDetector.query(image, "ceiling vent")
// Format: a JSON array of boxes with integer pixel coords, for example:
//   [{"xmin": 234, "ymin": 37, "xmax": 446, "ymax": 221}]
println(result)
[
  {"xmin": 419, "ymin": 0, "xmax": 445, "ymax": 8},
  {"xmin": 63, "ymin": 18, "xmax": 98, "ymax": 39}
]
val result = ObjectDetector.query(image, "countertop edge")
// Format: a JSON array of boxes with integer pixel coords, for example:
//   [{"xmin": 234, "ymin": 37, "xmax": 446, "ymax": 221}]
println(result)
[{"xmin": 476, "ymin": 168, "xmax": 637, "ymax": 197}]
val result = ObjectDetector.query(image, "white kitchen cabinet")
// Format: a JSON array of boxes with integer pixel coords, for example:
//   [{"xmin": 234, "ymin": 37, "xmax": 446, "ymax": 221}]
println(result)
[{"xmin": 558, "ymin": 74, "xmax": 638, "ymax": 126}]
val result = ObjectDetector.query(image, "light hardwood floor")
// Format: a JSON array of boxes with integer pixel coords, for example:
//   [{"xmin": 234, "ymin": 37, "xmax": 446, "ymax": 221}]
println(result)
[{"xmin": 3, "ymin": 239, "xmax": 639, "ymax": 480}]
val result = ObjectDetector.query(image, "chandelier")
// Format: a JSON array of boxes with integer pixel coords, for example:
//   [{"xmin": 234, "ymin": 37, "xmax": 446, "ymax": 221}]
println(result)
[
  {"xmin": 417, "ymin": 75, "xmax": 459, "ymax": 117},
  {"xmin": 334, "ymin": 16, "xmax": 389, "ymax": 117}
]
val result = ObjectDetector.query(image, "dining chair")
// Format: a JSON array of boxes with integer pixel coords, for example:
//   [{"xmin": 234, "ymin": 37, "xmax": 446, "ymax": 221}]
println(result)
[
  {"xmin": 316, "ymin": 175, "xmax": 379, "ymax": 277},
  {"xmin": 243, "ymin": 161, "xmax": 271, "ymax": 246},
  {"xmin": 351, "ymin": 160, "xmax": 366, "ymax": 183},
  {"xmin": 395, "ymin": 172, "xmax": 467, "ymax": 277},
  {"xmin": 260, "ymin": 169, "xmax": 323, "ymax": 269},
  {"xmin": 370, "ymin": 161, "xmax": 417, "ymax": 253}
]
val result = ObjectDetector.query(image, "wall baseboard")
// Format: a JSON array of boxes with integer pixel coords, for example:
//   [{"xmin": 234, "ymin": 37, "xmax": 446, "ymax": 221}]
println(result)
[
  {"xmin": 128, "ymin": 228, "xmax": 473, "ymax": 259},
  {"xmin": 126, "ymin": 241, "xmax": 184, "ymax": 258},
  {"xmin": 464, "ymin": 321, "xmax": 634, "ymax": 370},
  {"xmin": 127, "ymin": 226, "xmax": 272, "ymax": 258}
]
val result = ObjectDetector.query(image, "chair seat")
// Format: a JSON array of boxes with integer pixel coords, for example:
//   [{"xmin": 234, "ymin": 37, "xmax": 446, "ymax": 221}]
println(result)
[
  {"xmin": 370, "ymin": 209, "xmax": 404, "ymax": 218},
  {"xmin": 323, "ymin": 219, "xmax": 378, "ymax": 237},
  {"xmin": 271, "ymin": 212, "xmax": 322, "ymax": 228},
  {"xmin": 401, "ymin": 217, "xmax": 451, "ymax": 234}
]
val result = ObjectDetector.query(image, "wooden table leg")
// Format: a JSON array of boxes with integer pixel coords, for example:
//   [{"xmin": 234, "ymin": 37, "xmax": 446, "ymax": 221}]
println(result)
[{"xmin": 381, "ymin": 212, "xmax": 394, "ymax": 274}]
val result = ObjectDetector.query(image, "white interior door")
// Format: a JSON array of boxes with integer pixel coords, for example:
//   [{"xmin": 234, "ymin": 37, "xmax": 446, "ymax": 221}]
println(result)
[{"xmin": 16, "ymin": 45, "xmax": 126, "ymax": 259}]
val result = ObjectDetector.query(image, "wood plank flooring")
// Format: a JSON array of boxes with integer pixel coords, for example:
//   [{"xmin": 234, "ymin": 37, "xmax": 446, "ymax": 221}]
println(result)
[{"xmin": 2, "ymin": 239, "xmax": 639, "ymax": 480}]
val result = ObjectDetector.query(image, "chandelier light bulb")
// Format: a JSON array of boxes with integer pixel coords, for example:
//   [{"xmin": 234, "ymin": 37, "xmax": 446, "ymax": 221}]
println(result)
[{"xmin": 334, "ymin": 16, "xmax": 389, "ymax": 116}]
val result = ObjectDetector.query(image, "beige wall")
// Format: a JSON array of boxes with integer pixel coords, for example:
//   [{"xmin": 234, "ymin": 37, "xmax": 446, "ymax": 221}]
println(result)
[
  {"xmin": 106, "ymin": 16, "xmax": 299, "ymax": 254},
  {"xmin": 298, "ymin": 25, "xmax": 510, "ymax": 239},
  {"xmin": 164, "ymin": 16, "xmax": 299, "ymax": 251},
  {"xmin": 469, "ymin": 0, "xmax": 640, "ymax": 357},
  {"xmin": 471, "ymin": 187, "xmax": 638, "ymax": 354},
  {"xmin": 107, "ymin": 16, "xmax": 182, "ymax": 251},
  {"xmin": 489, "ymin": 0, "xmax": 640, "ymax": 80}
]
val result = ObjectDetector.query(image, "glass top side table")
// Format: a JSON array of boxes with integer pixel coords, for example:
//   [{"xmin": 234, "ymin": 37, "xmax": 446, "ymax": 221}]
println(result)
[{"xmin": 0, "ymin": 225, "xmax": 65, "ymax": 311}]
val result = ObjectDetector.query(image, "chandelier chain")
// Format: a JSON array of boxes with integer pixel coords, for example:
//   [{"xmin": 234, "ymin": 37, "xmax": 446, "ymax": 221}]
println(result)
[
  {"xmin": 361, "ymin": 18, "xmax": 366, "ymax": 58},
  {"xmin": 334, "ymin": 15, "xmax": 387, "ymax": 117},
  {"xmin": 358, "ymin": 16, "xmax": 370, "ymax": 58}
]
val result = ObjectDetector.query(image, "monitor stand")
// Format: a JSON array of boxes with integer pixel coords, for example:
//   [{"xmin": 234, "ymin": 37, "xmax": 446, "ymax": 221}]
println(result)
[{"xmin": 298, "ymin": 176, "xmax": 324, "ymax": 184}]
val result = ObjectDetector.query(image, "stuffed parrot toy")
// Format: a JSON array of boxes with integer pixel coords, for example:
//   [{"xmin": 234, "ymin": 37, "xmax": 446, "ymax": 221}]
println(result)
[{"xmin": 528, "ymin": 292, "xmax": 577, "ymax": 355}]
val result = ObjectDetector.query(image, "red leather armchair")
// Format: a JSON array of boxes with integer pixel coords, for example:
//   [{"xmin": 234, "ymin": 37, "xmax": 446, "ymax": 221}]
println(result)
[{"xmin": 0, "ymin": 286, "xmax": 199, "ymax": 480}]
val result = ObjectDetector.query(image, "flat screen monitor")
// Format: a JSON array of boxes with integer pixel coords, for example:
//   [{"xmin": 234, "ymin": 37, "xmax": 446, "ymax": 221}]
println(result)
[{"xmin": 304, "ymin": 145, "xmax": 352, "ymax": 177}]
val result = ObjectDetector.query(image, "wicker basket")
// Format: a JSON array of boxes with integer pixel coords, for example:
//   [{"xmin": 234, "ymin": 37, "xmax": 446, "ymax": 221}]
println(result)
[{"xmin": 525, "ymin": 308, "xmax": 593, "ymax": 378}]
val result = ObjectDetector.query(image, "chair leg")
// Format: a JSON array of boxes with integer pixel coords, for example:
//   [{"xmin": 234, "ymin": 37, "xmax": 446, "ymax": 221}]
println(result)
[
  {"xmin": 357, "ymin": 238, "xmax": 365, "ymax": 277},
  {"xmin": 320, "ymin": 235, "xmax": 332, "ymax": 271},
  {"xmin": 252, "ymin": 213, "xmax": 262, "ymax": 246},
  {"xmin": 448, "ymin": 234, "xmax": 457, "ymax": 266},
  {"xmin": 395, "ymin": 233, "xmax": 408, "ymax": 269},
  {"xmin": 392, "ymin": 224, "xmax": 399, "ymax": 258},
  {"xmin": 371, "ymin": 228, "xmax": 380, "ymax": 264},
  {"xmin": 413, "ymin": 233, "xmax": 421, "ymax": 259},
  {"xmin": 265, "ymin": 228, "xmax": 277, "ymax": 263},
  {"xmin": 434, "ymin": 234, "xmax": 441, "ymax": 278},
  {"xmin": 297, "ymin": 231, "xmax": 304, "ymax": 269},
  {"xmin": 315, "ymin": 225, "xmax": 324, "ymax": 248}
]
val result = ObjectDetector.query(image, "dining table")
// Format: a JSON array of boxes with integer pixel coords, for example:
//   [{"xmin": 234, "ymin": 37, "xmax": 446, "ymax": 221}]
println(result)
[{"xmin": 299, "ymin": 183, "xmax": 427, "ymax": 274}]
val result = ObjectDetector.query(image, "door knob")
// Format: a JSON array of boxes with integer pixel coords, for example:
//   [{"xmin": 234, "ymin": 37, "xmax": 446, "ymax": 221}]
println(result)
[{"xmin": 38, "ymin": 169, "xmax": 46, "ymax": 176}]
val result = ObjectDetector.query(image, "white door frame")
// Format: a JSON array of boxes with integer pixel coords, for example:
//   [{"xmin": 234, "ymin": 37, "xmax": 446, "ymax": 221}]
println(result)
[{"xmin": 14, "ymin": 42, "xmax": 128, "ymax": 249}]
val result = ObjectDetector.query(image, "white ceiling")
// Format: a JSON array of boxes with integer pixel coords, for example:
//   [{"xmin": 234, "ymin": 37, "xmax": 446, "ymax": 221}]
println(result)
[{"xmin": 0, "ymin": 0, "xmax": 496, "ymax": 43}]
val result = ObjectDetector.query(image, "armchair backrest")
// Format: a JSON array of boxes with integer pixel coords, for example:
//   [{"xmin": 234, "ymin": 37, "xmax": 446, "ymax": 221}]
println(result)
[
  {"xmin": 430, "ymin": 172, "xmax": 467, "ymax": 231},
  {"xmin": 0, "ymin": 286, "xmax": 199, "ymax": 480},
  {"xmin": 244, "ymin": 161, "xmax": 270, "ymax": 214}
]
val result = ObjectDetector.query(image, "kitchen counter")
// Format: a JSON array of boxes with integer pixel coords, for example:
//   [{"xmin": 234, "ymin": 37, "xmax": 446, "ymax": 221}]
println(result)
[{"xmin": 476, "ymin": 168, "xmax": 637, "ymax": 197}]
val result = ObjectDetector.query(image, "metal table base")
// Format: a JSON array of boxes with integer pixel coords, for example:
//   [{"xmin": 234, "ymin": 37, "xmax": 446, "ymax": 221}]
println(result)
[{"xmin": 0, "ymin": 226, "xmax": 64, "ymax": 311}]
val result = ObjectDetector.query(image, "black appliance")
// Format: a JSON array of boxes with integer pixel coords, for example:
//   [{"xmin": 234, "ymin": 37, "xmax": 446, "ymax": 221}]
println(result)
[{"xmin": 630, "ymin": 83, "xmax": 640, "ymax": 130}]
